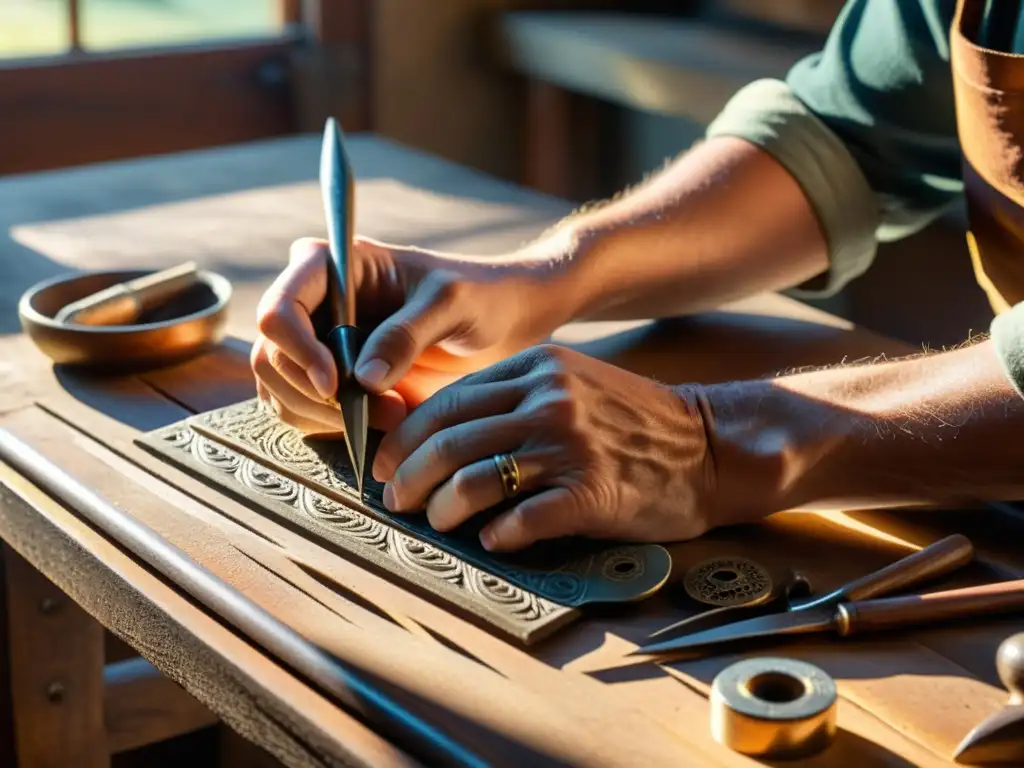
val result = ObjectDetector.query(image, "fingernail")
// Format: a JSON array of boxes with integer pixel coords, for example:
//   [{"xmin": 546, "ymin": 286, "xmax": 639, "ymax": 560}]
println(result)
[
  {"xmin": 372, "ymin": 456, "xmax": 391, "ymax": 482},
  {"xmin": 480, "ymin": 528, "xmax": 496, "ymax": 551},
  {"xmin": 356, "ymin": 358, "xmax": 391, "ymax": 390},
  {"xmin": 307, "ymin": 366, "xmax": 333, "ymax": 400},
  {"xmin": 383, "ymin": 483, "xmax": 397, "ymax": 511}
]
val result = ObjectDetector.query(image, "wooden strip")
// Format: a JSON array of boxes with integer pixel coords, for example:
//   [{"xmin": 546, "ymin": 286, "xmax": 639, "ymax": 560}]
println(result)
[
  {"xmin": 140, "ymin": 345, "xmax": 257, "ymax": 416},
  {"xmin": 38, "ymin": 389, "xmax": 947, "ymax": 766},
  {"xmin": 279, "ymin": 0, "xmax": 303, "ymax": 26},
  {"xmin": 12, "ymin": 405, "xmax": 723, "ymax": 765},
  {"xmin": 0, "ymin": 41, "xmax": 296, "ymax": 175},
  {"xmin": 68, "ymin": 0, "xmax": 82, "ymax": 51},
  {"xmin": 4, "ymin": 545, "xmax": 109, "ymax": 768},
  {"xmin": 104, "ymin": 657, "xmax": 218, "ymax": 755},
  {"xmin": 0, "ymin": 423, "xmax": 421, "ymax": 767},
  {"xmin": 138, "ymin": 419, "xmax": 576, "ymax": 644},
  {"xmin": 525, "ymin": 81, "xmax": 572, "ymax": 198}
]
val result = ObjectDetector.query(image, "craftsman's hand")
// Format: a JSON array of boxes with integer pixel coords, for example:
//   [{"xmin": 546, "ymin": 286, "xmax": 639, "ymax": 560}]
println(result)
[
  {"xmin": 372, "ymin": 344, "xmax": 719, "ymax": 551},
  {"xmin": 252, "ymin": 237, "xmax": 574, "ymax": 435}
]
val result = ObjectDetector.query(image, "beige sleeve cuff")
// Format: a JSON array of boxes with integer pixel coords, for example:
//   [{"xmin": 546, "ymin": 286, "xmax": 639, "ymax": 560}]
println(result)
[{"xmin": 705, "ymin": 79, "xmax": 880, "ymax": 297}]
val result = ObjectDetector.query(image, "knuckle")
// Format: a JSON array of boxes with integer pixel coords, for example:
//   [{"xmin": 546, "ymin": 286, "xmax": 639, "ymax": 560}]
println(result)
[
  {"xmin": 289, "ymin": 237, "xmax": 327, "ymax": 265},
  {"xmin": 449, "ymin": 467, "xmax": 474, "ymax": 500},
  {"xmin": 255, "ymin": 296, "xmax": 286, "ymax": 338},
  {"xmin": 427, "ymin": 434, "xmax": 456, "ymax": 466},
  {"xmin": 535, "ymin": 343, "xmax": 570, "ymax": 365},
  {"xmin": 559, "ymin": 483, "xmax": 599, "ymax": 534},
  {"xmin": 428, "ymin": 275, "xmax": 467, "ymax": 308},
  {"xmin": 384, "ymin": 319, "xmax": 419, "ymax": 357},
  {"xmin": 435, "ymin": 388, "xmax": 464, "ymax": 422},
  {"xmin": 534, "ymin": 391, "xmax": 581, "ymax": 430},
  {"xmin": 545, "ymin": 367, "xmax": 576, "ymax": 393},
  {"xmin": 266, "ymin": 343, "xmax": 291, "ymax": 373},
  {"xmin": 251, "ymin": 345, "xmax": 273, "ymax": 381}
]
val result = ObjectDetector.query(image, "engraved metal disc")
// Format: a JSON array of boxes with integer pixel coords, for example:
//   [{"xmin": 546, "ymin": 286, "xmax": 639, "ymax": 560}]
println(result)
[{"xmin": 683, "ymin": 557, "xmax": 773, "ymax": 607}]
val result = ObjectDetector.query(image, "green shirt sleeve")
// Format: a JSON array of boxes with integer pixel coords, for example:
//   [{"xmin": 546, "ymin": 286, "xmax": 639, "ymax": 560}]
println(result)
[
  {"xmin": 706, "ymin": 0, "xmax": 963, "ymax": 295},
  {"xmin": 706, "ymin": 0, "xmax": 1024, "ymax": 397},
  {"xmin": 992, "ymin": 302, "xmax": 1024, "ymax": 398}
]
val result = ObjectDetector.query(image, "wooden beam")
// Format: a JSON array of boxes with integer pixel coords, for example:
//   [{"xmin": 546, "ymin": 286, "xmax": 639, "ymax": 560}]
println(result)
[
  {"xmin": 291, "ymin": 0, "xmax": 373, "ymax": 132},
  {"xmin": 103, "ymin": 657, "xmax": 218, "ymax": 755},
  {"xmin": 0, "ymin": 40, "xmax": 296, "ymax": 175},
  {"xmin": 277, "ymin": 0, "xmax": 303, "ymax": 27},
  {"xmin": 68, "ymin": 0, "xmax": 82, "ymax": 52},
  {"xmin": 4, "ymin": 545, "xmax": 108, "ymax": 768},
  {"xmin": 525, "ymin": 81, "xmax": 572, "ymax": 198},
  {"xmin": 302, "ymin": 0, "xmax": 369, "ymax": 43}
]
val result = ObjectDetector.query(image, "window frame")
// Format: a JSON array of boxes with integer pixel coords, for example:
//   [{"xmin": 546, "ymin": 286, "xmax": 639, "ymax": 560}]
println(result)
[{"xmin": 0, "ymin": 0, "xmax": 371, "ymax": 175}]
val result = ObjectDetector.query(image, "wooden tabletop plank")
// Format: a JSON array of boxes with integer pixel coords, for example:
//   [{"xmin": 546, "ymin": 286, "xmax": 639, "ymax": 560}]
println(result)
[
  {"xmin": 1, "ymin": 134, "xmax": 1020, "ymax": 765},
  {"xmin": 36, "ymin": 360, "xmax": 1000, "ymax": 765}
]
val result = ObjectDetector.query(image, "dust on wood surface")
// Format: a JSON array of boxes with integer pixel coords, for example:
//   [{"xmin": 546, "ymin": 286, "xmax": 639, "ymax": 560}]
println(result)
[{"xmin": 0, "ymin": 135, "xmax": 1018, "ymax": 766}]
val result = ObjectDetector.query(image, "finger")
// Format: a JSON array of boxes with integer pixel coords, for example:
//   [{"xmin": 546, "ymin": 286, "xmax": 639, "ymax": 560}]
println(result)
[
  {"xmin": 257, "ymin": 239, "xmax": 336, "ymax": 399},
  {"xmin": 479, "ymin": 488, "xmax": 579, "ymax": 552},
  {"xmin": 263, "ymin": 338, "xmax": 329, "ymax": 405},
  {"xmin": 268, "ymin": 397, "xmax": 345, "ymax": 438},
  {"xmin": 452, "ymin": 345, "xmax": 550, "ymax": 389},
  {"xmin": 374, "ymin": 380, "xmax": 524, "ymax": 481},
  {"xmin": 355, "ymin": 275, "xmax": 472, "ymax": 393},
  {"xmin": 369, "ymin": 390, "xmax": 409, "ymax": 432},
  {"xmin": 383, "ymin": 414, "xmax": 530, "ymax": 513},
  {"xmin": 425, "ymin": 453, "xmax": 546, "ymax": 532},
  {"xmin": 255, "ymin": 378, "xmax": 271, "ymax": 403},
  {"xmin": 253, "ymin": 343, "xmax": 346, "ymax": 430}
]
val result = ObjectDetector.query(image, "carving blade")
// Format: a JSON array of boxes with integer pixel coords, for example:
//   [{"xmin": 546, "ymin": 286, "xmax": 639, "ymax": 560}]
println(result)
[
  {"xmin": 632, "ymin": 606, "xmax": 836, "ymax": 656},
  {"xmin": 320, "ymin": 117, "xmax": 368, "ymax": 498}
]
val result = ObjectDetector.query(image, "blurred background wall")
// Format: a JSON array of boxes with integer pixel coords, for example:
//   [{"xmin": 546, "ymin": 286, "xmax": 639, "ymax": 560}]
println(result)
[{"xmin": 0, "ymin": 0, "xmax": 992, "ymax": 349}]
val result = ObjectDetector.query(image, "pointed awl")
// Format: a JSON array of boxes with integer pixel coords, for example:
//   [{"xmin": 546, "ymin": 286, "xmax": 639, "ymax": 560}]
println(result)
[{"xmin": 320, "ymin": 117, "xmax": 368, "ymax": 499}]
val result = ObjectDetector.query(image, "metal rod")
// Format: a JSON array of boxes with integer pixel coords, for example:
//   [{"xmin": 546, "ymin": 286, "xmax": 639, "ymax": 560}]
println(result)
[{"xmin": 0, "ymin": 428, "xmax": 486, "ymax": 768}]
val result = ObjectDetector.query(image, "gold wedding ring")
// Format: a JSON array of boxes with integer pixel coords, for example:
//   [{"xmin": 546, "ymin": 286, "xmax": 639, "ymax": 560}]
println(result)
[{"xmin": 493, "ymin": 453, "xmax": 521, "ymax": 499}]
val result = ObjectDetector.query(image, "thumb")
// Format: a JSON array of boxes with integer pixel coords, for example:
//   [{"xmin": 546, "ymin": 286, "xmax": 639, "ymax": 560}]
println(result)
[{"xmin": 354, "ymin": 278, "xmax": 467, "ymax": 393}]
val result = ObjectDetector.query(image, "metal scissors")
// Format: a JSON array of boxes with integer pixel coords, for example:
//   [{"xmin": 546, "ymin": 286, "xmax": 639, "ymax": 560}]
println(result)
[
  {"xmin": 319, "ymin": 117, "xmax": 369, "ymax": 499},
  {"xmin": 634, "ymin": 533, "xmax": 974, "ymax": 655}
]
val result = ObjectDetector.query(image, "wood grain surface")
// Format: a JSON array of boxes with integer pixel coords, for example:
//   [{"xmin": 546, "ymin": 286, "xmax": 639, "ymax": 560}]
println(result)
[{"xmin": 0, "ymin": 135, "xmax": 1020, "ymax": 765}]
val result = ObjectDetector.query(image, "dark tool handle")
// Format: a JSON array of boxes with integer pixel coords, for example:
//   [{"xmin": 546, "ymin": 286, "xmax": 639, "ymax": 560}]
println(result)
[
  {"xmin": 326, "ymin": 324, "xmax": 367, "ymax": 400},
  {"xmin": 835, "ymin": 534, "xmax": 974, "ymax": 602},
  {"xmin": 837, "ymin": 578, "xmax": 1024, "ymax": 636},
  {"xmin": 320, "ymin": 117, "xmax": 356, "ymax": 329}
]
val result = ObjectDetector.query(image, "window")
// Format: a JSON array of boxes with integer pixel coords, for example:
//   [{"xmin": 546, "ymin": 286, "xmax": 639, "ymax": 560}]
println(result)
[{"xmin": 0, "ymin": 0, "xmax": 368, "ymax": 175}]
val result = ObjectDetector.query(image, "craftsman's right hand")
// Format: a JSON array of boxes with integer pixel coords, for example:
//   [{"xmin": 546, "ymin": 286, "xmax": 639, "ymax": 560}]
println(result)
[{"xmin": 251, "ymin": 237, "xmax": 572, "ymax": 436}]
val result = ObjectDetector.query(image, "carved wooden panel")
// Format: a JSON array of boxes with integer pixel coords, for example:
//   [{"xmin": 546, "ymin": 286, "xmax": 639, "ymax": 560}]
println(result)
[{"xmin": 138, "ymin": 399, "xmax": 672, "ymax": 643}]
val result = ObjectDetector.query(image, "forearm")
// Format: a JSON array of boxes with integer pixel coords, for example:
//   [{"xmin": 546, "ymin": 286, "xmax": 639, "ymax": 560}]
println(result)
[
  {"xmin": 701, "ymin": 339, "xmax": 1024, "ymax": 520},
  {"xmin": 542, "ymin": 136, "xmax": 829, "ymax": 322}
]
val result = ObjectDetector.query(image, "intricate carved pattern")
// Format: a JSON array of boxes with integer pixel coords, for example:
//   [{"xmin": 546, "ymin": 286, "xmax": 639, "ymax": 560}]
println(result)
[
  {"xmin": 139, "ymin": 400, "xmax": 672, "ymax": 641},
  {"xmin": 149, "ymin": 423, "xmax": 563, "ymax": 632},
  {"xmin": 185, "ymin": 400, "xmax": 669, "ymax": 609},
  {"xmin": 683, "ymin": 557, "xmax": 773, "ymax": 608}
]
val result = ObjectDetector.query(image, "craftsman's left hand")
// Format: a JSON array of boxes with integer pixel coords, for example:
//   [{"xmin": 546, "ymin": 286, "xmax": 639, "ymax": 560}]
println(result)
[{"xmin": 372, "ymin": 345, "xmax": 717, "ymax": 551}]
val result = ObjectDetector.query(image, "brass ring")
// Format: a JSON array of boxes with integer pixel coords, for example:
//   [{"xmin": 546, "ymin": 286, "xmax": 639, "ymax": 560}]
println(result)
[{"xmin": 492, "ymin": 453, "xmax": 521, "ymax": 499}]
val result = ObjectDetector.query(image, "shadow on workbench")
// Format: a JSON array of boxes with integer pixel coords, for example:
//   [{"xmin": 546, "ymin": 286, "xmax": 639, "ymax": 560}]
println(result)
[
  {"xmin": 47, "ymin": 308, "xmax": 910, "ymax": 437},
  {"xmin": 51, "ymin": 337, "xmax": 257, "ymax": 432}
]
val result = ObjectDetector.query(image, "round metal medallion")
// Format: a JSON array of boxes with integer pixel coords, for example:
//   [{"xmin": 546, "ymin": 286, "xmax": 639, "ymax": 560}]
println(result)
[{"xmin": 683, "ymin": 557, "xmax": 773, "ymax": 607}]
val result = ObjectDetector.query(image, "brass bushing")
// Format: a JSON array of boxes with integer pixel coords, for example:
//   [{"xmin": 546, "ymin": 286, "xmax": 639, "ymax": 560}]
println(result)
[{"xmin": 710, "ymin": 657, "xmax": 838, "ymax": 759}]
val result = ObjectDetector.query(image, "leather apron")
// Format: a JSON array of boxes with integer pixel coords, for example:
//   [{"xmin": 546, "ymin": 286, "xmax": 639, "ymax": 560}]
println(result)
[{"xmin": 953, "ymin": 0, "xmax": 1024, "ymax": 313}]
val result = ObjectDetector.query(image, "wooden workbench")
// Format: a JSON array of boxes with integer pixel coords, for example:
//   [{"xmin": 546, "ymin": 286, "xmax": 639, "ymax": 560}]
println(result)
[{"xmin": 0, "ymin": 134, "xmax": 1021, "ymax": 767}]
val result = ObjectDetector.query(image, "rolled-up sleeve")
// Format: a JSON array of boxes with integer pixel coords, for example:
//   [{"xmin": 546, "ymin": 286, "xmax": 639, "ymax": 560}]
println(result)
[
  {"xmin": 992, "ymin": 302, "xmax": 1024, "ymax": 397},
  {"xmin": 706, "ymin": 79, "xmax": 878, "ymax": 296},
  {"xmin": 705, "ymin": 0, "xmax": 963, "ymax": 297}
]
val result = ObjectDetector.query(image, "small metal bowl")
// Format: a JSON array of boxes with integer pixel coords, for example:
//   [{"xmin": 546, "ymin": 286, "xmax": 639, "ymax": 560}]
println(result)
[{"xmin": 19, "ymin": 268, "xmax": 232, "ymax": 371}]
